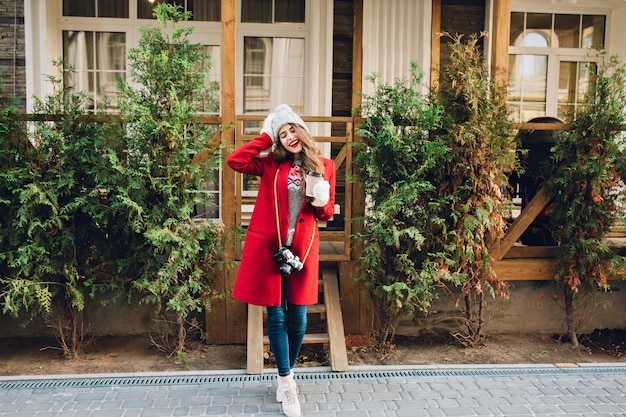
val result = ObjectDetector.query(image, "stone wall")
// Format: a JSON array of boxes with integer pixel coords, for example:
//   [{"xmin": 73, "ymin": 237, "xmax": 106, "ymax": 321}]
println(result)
[
  {"xmin": 3, "ymin": 278, "xmax": 625, "ymax": 339},
  {"xmin": 396, "ymin": 280, "xmax": 626, "ymax": 338},
  {"xmin": 0, "ymin": 300, "xmax": 159, "ymax": 337}
]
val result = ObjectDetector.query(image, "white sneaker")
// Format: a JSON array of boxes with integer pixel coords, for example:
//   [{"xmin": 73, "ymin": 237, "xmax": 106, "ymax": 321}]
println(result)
[
  {"xmin": 276, "ymin": 373, "xmax": 301, "ymax": 417},
  {"xmin": 276, "ymin": 371, "xmax": 297, "ymax": 401}
]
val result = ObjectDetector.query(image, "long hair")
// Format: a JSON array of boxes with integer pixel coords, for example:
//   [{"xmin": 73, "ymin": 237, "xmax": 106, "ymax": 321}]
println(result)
[{"xmin": 273, "ymin": 124, "xmax": 325, "ymax": 192}]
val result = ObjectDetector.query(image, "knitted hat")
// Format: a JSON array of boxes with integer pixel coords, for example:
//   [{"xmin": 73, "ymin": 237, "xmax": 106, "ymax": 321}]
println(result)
[{"xmin": 271, "ymin": 104, "xmax": 309, "ymax": 140}]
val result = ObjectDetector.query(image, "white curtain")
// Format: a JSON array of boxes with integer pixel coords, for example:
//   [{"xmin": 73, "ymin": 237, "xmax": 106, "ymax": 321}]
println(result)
[
  {"xmin": 269, "ymin": 38, "xmax": 305, "ymax": 114},
  {"xmin": 64, "ymin": 31, "xmax": 90, "ymax": 96}
]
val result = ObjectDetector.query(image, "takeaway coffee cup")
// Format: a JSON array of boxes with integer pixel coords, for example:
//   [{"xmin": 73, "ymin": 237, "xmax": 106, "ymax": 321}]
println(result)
[{"xmin": 305, "ymin": 172, "xmax": 323, "ymax": 197}]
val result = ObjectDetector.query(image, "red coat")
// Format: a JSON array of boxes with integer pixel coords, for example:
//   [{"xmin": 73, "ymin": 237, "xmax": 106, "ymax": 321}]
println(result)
[{"xmin": 226, "ymin": 133, "xmax": 336, "ymax": 306}]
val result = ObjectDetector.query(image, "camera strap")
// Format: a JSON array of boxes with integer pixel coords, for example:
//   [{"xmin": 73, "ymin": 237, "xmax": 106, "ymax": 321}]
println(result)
[
  {"xmin": 273, "ymin": 169, "xmax": 283, "ymax": 248},
  {"xmin": 273, "ymin": 167, "xmax": 315, "ymax": 264}
]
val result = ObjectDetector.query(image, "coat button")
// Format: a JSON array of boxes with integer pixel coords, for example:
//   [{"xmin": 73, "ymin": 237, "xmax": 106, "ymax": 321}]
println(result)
[{"xmin": 299, "ymin": 218, "xmax": 304, "ymax": 223}]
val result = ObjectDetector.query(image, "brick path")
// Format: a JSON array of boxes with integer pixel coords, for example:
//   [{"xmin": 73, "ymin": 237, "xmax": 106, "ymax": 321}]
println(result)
[{"xmin": 1, "ymin": 364, "xmax": 626, "ymax": 416}]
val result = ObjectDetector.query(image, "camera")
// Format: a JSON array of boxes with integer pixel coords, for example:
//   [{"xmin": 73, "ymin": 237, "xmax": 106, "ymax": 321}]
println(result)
[{"xmin": 273, "ymin": 247, "xmax": 304, "ymax": 276}]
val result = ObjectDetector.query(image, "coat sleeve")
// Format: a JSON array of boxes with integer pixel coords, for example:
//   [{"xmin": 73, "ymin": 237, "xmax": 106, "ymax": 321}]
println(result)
[
  {"xmin": 226, "ymin": 133, "xmax": 274, "ymax": 176},
  {"xmin": 312, "ymin": 158, "xmax": 336, "ymax": 221}
]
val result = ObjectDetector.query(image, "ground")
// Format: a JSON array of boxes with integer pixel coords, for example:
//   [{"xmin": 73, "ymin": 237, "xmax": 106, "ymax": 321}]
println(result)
[{"xmin": 1, "ymin": 329, "xmax": 625, "ymax": 376}]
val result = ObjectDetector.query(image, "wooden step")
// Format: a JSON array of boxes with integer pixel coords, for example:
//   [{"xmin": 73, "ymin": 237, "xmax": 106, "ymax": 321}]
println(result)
[
  {"xmin": 261, "ymin": 303, "xmax": 326, "ymax": 319},
  {"xmin": 263, "ymin": 333, "xmax": 330, "ymax": 345},
  {"xmin": 309, "ymin": 303, "xmax": 327, "ymax": 315}
]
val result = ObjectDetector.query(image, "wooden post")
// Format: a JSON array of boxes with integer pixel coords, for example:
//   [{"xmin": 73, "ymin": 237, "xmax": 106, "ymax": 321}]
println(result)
[
  {"xmin": 221, "ymin": 0, "xmax": 237, "ymax": 250},
  {"xmin": 351, "ymin": 0, "xmax": 363, "ymax": 113},
  {"xmin": 490, "ymin": 0, "xmax": 511, "ymax": 85},
  {"xmin": 351, "ymin": 0, "xmax": 364, "ymax": 261},
  {"xmin": 347, "ymin": 0, "xmax": 372, "ymax": 338},
  {"xmin": 206, "ymin": 0, "xmax": 239, "ymax": 344},
  {"xmin": 430, "ymin": 0, "xmax": 441, "ymax": 88}
]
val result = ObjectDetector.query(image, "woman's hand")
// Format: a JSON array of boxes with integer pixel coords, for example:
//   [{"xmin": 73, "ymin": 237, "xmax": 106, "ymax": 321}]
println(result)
[
  {"xmin": 311, "ymin": 180, "xmax": 331, "ymax": 207},
  {"xmin": 260, "ymin": 113, "xmax": 276, "ymax": 140}
]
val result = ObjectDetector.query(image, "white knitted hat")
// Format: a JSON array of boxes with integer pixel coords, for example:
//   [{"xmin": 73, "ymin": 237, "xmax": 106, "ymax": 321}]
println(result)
[{"xmin": 271, "ymin": 104, "xmax": 309, "ymax": 140}]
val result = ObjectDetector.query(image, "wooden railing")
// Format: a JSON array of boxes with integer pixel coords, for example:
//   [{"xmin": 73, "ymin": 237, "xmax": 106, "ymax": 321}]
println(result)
[
  {"xmin": 491, "ymin": 121, "xmax": 626, "ymax": 280},
  {"xmin": 17, "ymin": 114, "xmax": 625, "ymax": 279},
  {"xmin": 13, "ymin": 113, "xmax": 360, "ymax": 261}
]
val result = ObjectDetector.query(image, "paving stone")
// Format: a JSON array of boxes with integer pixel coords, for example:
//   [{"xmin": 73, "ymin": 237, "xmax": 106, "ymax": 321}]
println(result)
[{"xmin": 2, "ymin": 366, "xmax": 626, "ymax": 416}]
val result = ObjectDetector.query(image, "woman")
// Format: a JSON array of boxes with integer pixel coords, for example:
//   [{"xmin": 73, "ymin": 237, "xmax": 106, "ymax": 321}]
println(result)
[{"xmin": 226, "ymin": 104, "xmax": 336, "ymax": 417}]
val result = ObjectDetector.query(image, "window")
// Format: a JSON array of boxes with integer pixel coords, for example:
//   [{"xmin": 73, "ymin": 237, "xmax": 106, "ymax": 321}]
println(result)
[
  {"xmin": 238, "ymin": 0, "xmax": 310, "ymax": 202},
  {"xmin": 194, "ymin": 151, "xmax": 222, "ymax": 219},
  {"xmin": 63, "ymin": 31, "xmax": 126, "ymax": 110},
  {"xmin": 63, "ymin": 0, "xmax": 129, "ymax": 17},
  {"xmin": 63, "ymin": 0, "xmax": 220, "ymax": 20},
  {"xmin": 239, "ymin": 0, "xmax": 308, "ymax": 135},
  {"xmin": 241, "ymin": 0, "xmax": 305, "ymax": 23},
  {"xmin": 243, "ymin": 37, "xmax": 305, "ymax": 115},
  {"xmin": 197, "ymin": 44, "xmax": 221, "ymax": 115},
  {"xmin": 137, "ymin": 0, "xmax": 221, "ymax": 21},
  {"xmin": 28, "ymin": 0, "xmax": 331, "ymax": 220},
  {"xmin": 508, "ymin": 11, "xmax": 605, "ymax": 123},
  {"xmin": 57, "ymin": 0, "xmax": 222, "ymax": 219}
]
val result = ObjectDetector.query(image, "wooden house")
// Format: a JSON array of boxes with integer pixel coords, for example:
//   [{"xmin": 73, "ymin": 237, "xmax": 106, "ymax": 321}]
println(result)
[{"xmin": 2, "ymin": 1, "xmax": 626, "ymax": 361}]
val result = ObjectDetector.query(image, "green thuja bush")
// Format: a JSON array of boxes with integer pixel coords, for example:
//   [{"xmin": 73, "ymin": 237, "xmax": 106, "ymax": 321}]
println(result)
[
  {"xmin": 432, "ymin": 33, "xmax": 516, "ymax": 346},
  {"xmin": 548, "ymin": 52, "xmax": 626, "ymax": 347},
  {"xmin": 114, "ymin": 4, "xmax": 222, "ymax": 357},
  {"xmin": 0, "ymin": 62, "xmax": 124, "ymax": 357},
  {"xmin": 0, "ymin": 77, "xmax": 26, "ymax": 243},
  {"xmin": 356, "ymin": 34, "xmax": 516, "ymax": 349},
  {"xmin": 355, "ymin": 63, "xmax": 456, "ymax": 349}
]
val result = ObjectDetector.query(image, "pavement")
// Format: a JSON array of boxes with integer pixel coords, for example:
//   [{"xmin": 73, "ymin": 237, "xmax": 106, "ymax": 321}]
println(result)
[{"xmin": 1, "ymin": 363, "xmax": 626, "ymax": 417}]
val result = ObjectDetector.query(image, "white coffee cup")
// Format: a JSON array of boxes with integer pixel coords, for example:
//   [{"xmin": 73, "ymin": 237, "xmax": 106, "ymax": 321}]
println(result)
[{"xmin": 305, "ymin": 172, "xmax": 323, "ymax": 197}]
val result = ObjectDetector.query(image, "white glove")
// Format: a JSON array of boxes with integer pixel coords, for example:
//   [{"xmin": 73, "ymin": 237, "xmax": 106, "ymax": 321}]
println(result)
[
  {"xmin": 260, "ymin": 113, "xmax": 276, "ymax": 140},
  {"xmin": 311, "ymin": 180, "xmax": 330, "ymax": 207}
]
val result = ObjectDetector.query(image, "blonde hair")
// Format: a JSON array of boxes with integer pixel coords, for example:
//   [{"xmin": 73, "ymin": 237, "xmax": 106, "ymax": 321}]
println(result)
[{"xmin": 273, "ymin": 124, "xmax": 325, "ymax": 177}]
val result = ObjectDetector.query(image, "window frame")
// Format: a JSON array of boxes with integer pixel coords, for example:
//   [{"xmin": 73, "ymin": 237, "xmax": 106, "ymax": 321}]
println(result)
[
  {"xmin": 508, "ymin": 46, "xmax": 599, "ymax": 122},
  {"xmin": 26, "ymin": 0, "xmax": 222, "ymax": 111},
  {"xmin": 235, "ymin": 0, "xmax": 333, "ymax": 122},
  {"xmin": 25, "ymin": 0, "xmax": 224, "ymax": 220},
  {"xmin": 236, "ymin": 12, "xmax": 310, "ymax": 117},
  {"xmin": 508, "ymin": 6, "xmax": 608, "ymax": 123}
]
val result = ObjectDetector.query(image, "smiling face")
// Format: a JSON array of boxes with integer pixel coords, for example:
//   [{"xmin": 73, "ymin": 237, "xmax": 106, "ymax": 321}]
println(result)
[{"xmin": 278, "ymin": 124, "xmax": 303, "ymax": 154}]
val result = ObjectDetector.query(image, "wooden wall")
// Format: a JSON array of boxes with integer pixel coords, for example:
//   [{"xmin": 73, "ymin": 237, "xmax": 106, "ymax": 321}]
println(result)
[
  {"xmin": 0, "ymin": 0, "xmax": 26, "ymax": 108},
  {"xmin": 435, "ymin": 0, "xmax": 487, "ymax": 84},
  {"xmin": 332, "ymin": 0, "xmax": 355, "ymax": 122}
]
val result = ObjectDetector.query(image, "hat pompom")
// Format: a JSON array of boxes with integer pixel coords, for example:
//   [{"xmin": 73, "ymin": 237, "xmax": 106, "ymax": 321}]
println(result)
[{"xmin": 271, "ymin": 104, "xmax": 309, "ymax": 140}]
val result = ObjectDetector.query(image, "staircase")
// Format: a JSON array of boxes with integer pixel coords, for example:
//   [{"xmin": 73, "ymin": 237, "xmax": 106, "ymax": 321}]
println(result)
[{"xmin": 246, "ymin": 264, "xmax": 349, "ymax": 374}]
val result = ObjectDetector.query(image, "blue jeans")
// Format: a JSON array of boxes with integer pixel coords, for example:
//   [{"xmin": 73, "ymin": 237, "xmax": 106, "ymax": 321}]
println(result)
[{"xmin": 266, "ymin": 299, "xmax": 308, "ymax": 377}]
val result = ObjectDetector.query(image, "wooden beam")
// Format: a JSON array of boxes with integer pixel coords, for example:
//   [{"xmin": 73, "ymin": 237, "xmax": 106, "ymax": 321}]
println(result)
[
  {"xmin": 430, "ymin": 0, "xmax": 441, "ymax": 89},
  {"xmin": 323, "ymin": 267, "xmax": 349, "ymax": 372},
  {"xmin": 351, "ymin": 0, "xmax": 365, "ymax": 262},
  {"xmin": 504, "ymin": 246, "xmax": 556, "ymax": 259},
  {"xmin": 490, "ymin": 0, "xmax": 511, "ymax": 85},
  {"xmin": 513, "ymin": 122, "xmax": 571, "ymax": 131},
  {"xmin": 221, "ymin": 0, "xmax": 236, "ymax": 260},
  {"xmin": 351, "ymin": 0, "xmax": 363, "ymax": 111},
  {"xmin": 206, "ymin": 0, "xmax": 240, "ymax": 345},
  {"xmin": 493, "ymin": 258, "xmax": 556, "ymax": 281},
  {"xmin": 343, "ymin": 122, "xmax": 354, "ymax": 259},
  {"xmin": 490, "ymin": 185, "xmax": 551, "ymax": 261}
]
